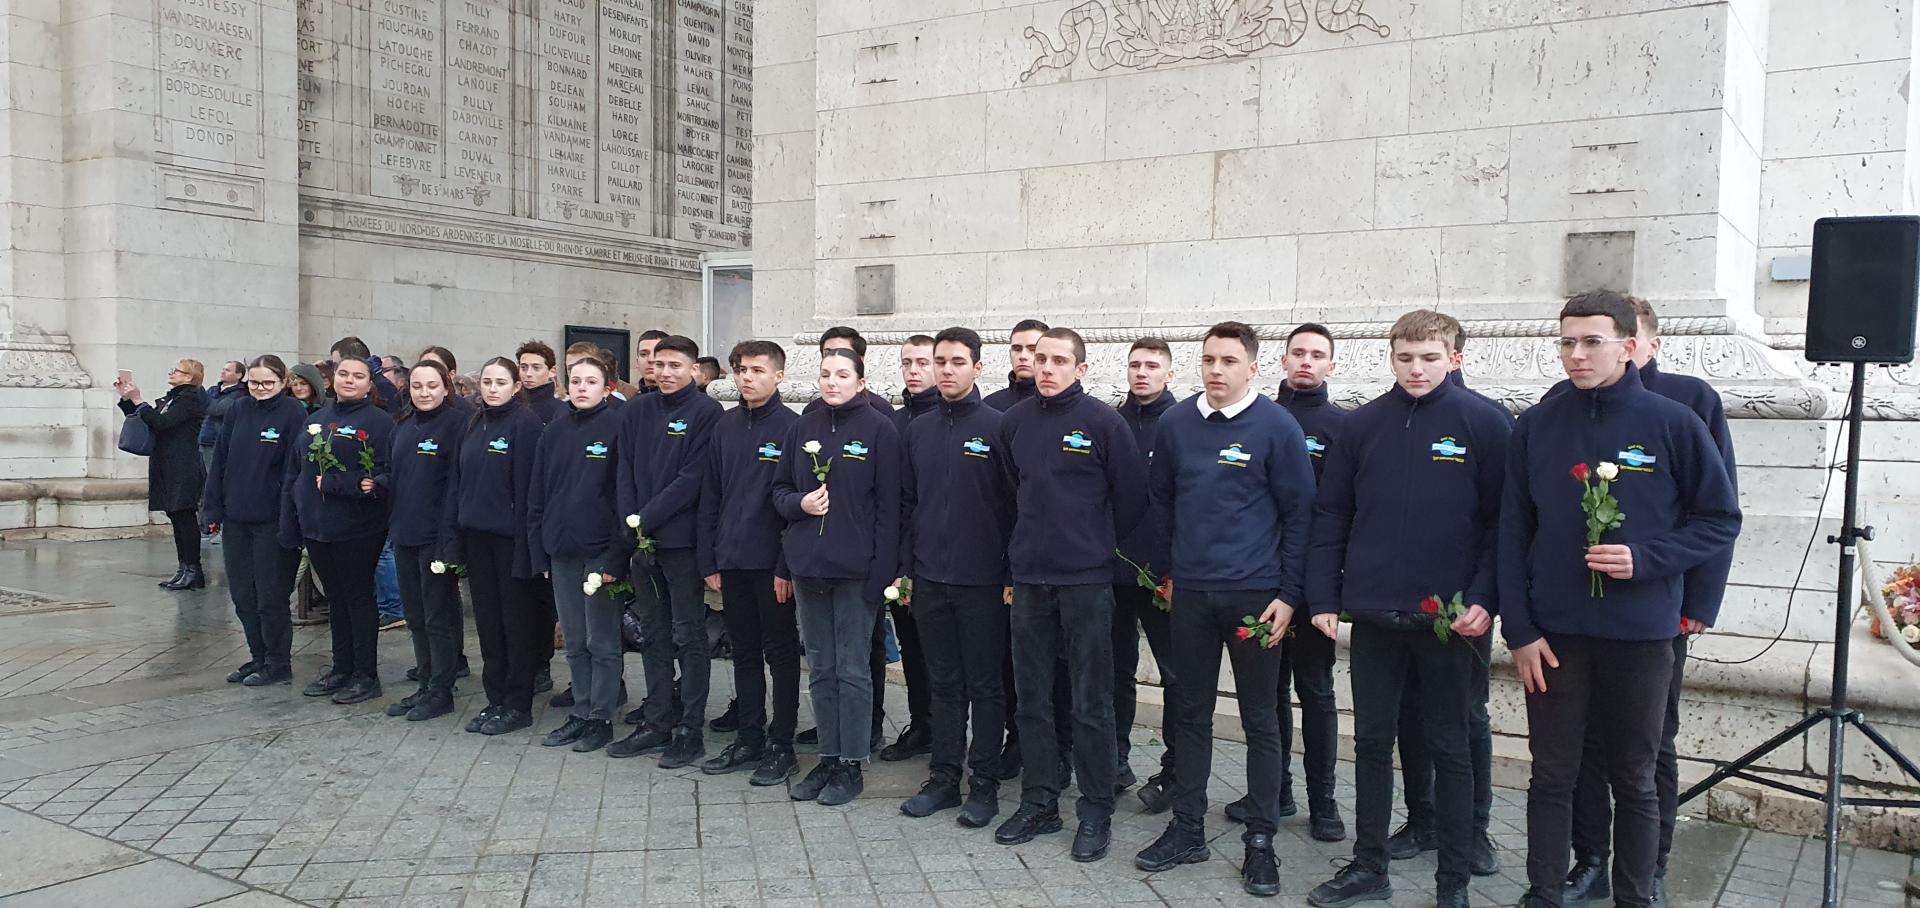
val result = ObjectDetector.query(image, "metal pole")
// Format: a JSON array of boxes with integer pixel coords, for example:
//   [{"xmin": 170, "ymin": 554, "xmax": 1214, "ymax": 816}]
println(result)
[{"xmin": 1822, "ymin": 362, "xmax": 1868, "ymax": 906}]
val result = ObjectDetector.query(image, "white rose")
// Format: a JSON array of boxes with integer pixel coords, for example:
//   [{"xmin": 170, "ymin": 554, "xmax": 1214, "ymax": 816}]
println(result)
[
  {"xmin": 883, "ymin": 585, "xmax": 900, "ymax": 602},
  {"xmin": 626, "ymin": 514, "xmax": 641, "ymax": 529},
  {"xmin": 582, "ymin": 580, "xmax": 596, "ymax": 594},
  {"xmin": 1596, "ymin": 462, "xmax": 1620, "ymax": 481},
  {"xmin": 306, "ymin": 424, "xmax": 321, "ymax": 436},
  {"xmin": 1902, "ymin": 624, "xmax": 1919, "ymax": 644},
  {"xmin": 430, "ymin": 561, "xmax": 446, "ymax": 574},
  {"xmin": 803, "ymin": 440, "xmax": 822, "ymax": 455}
]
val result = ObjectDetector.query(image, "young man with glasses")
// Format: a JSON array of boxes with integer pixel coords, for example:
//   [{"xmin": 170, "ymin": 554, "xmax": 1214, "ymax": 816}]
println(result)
[{"xmin": 1503, "ymin": 291, "xmax": 1741, "ymax": 908}]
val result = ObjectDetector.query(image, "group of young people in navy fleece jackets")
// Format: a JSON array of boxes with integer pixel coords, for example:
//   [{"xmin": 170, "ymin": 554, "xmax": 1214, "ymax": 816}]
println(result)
[{"xmin": 189, "ymin": 288, "xmax": 1739, "ymax": 908}]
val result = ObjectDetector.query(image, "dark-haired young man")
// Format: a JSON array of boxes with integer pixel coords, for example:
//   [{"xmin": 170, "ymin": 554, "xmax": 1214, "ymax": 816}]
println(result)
[
  {"xmin": 517, "ymin": 340, "xmax": 563, "ymax": 425},
  {"xmin": 1237, "ymin": 322, "xmax": 1347, "ymax": 844},
  {"xmin": 1111, "ymin": 337, "xmax": 1180, "ymax": 812},
  {"xmin": 994, "ymin": 327, "xmax": 1146, "ymax": 864},
  {"xmin": 1559, "ymin": 295, "xmax": 1738, "ymax": 905},
  {"xmin": 983, "ymin": 319, "xmax": 1049, "ymax": 412},
  {"xmin": 897, "ymin": 327, "xmax": 1016, "ymax": 827},
  {"xmin": 612, "ymin": 335, "xmax": 725, "ymax": 768},
  {"xmin": 696, "ymin": 341, "xmax": 804, "ymax": 785},
  {"xmin": 635, "ymin": 329, "xmax": 669, "ymax": 395},
  {"xmin": 1133, "ymin": 322, "xmax": 1313, "ymax": 898},
  {"xmin": 1306, "ymin": 310, "xmax": 1512, "ymax": 908},
  {"xmin": 879, "ymin": 334, "xmax": 940, "ymax": 763},
  {"xmin": 1503, "ymin": 291, "xmax": 1740, "ymax": 908},
  {"xmin": 694, "ymin": 357, "xmax": 721, "ymax": 390}
]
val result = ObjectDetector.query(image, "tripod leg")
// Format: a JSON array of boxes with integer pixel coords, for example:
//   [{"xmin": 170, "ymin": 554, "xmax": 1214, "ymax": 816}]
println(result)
[
  {"xmin": 1822, "ymin": 711, "xmax": 1845, "ymax": 907},
  {"xmin": 1847, "ymin": 715, "xmax": 1920, "ymax": 787},
  {"xmin": 1678, "ymin": 711, "xmax": 1827, "ymax": 805}
]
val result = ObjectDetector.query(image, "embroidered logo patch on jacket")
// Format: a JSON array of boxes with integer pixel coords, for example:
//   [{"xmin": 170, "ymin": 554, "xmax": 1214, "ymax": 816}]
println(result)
[
  {"xmin": 1430, "ymin": 436, "xmax": 1467, "ymax": 463},
  {"xmin": 1617, "ymin": 444, "xmax": 1657, "ymax": 472},
  {"xmin": 963, "ymin": 437, "xmax": 992, "ymax": 458},
  {"xmin": 1217, "ymin": 443, "xmax": 1252, "ymax": 467},
  {"xmin": 1061, "ymin": 431, "xmax": 1093, "ymax": 454}
]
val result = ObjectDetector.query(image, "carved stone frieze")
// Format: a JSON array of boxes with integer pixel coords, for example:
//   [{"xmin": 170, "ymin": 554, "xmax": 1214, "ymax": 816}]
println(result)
[{"xmin": 0, "ymin": 341, "xmax": 92, "ymax": 390}]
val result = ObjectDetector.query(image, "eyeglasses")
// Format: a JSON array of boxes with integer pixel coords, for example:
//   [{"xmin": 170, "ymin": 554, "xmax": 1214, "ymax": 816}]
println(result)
[
  {"xmin": 1556, "ymin": 337, "xmax": 1629, "ymax": 353},
  {"xmin": 168, "ymin": 368, "xmax": 188, "ymax": 375},
  {"xmin": 245, "ymin": 379, "xmax": 281, "ymax": 389}
]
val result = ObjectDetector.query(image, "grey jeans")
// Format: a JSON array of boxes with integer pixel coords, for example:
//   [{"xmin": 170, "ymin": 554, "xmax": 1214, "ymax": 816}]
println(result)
[
  {"xmin": 550, "ymin": 556, "xmax": 624, "ymax": 722},
  {"xmin": 795, "ymin": 578, "xmax": 880, "ymax": 761}
]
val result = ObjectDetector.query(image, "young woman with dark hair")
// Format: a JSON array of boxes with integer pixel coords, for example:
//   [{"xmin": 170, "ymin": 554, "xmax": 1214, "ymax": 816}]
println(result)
[
  {"xmin": 386, "ymin": 360, "xmax": 466, "ymax": 722},
  {"xmin": 527, "ymin": 355, "xmax": 633, "ymax": 753},
  {"xmin": 444, "ymin": 357, "xmax": 547, "ymax": 735},
  {"xmin": 287, "ymin": 354, "xmax": 396, "ymax": 706},
  {"xmin": 202, "ymin": 354, "xmax": 308, "ymax": 687}
]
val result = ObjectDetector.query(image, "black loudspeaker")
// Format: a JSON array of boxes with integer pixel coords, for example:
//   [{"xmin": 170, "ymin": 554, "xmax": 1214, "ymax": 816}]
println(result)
[{"xmin": 1806, "ymin": 215, "xmax": 1920, "ymax": 364}]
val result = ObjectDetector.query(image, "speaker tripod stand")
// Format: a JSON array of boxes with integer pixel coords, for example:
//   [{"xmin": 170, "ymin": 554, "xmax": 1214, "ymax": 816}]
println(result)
[{"xmin": 1678, "ymin": 362, "xmax": 1920, "ymax": 907}]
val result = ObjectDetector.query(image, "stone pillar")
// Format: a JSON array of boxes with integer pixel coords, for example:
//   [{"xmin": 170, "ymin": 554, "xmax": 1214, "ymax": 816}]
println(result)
[{"xmin": 748, "ymin": 0, "xmax": 815, "ymax": 341}]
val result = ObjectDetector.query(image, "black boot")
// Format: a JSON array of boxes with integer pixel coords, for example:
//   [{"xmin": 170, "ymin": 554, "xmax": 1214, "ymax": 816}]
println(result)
[
  {"xmin": 165, "ymin": 565, "xmax": 206, "ymax": 590},
  {"xmin": 818, "ymin": 760, "xmax": 863, "ymax": 807},
  {"xmin": 957, "ymin": 779, "xmax": 999, "ymax": 828},
  {"xmin": 331, "ymin": 676, "xmax": 381, "ymax": 705},
  {"xmin": 900, "ymin": 775, "xmax": 962, "ymax": 818},
  {"xmin": 303, "ymin": 671, "xmax": 348, "ymax": 697},
  {"xmin": 406, "ymin": 690, "xmax": 454, "ymax": 722},
  {"xmin": 158, "ymin": 565, "xmax": 187, "ymax": 589},
  {"xmin": 1070, "ymin": 816, "xmax": 1110, "ymax": 862},
  {"xmin": 1564, "ymin": 854, "xmax": 1610, "ymax": 902},
  {"xmin": 1386, "ymin": 822, "xmax": 1436, "ymax": 860},
  {"xmin": 1137, "ymin": 770, "xmax": 1172, "ymax": 814},
  {"xmin": 658, "ymin": 730, "xmax": 705, "ymax": 770},
  {"xmin": 708, "ymin": 698, "xmax": 741, "ymax": 733}
]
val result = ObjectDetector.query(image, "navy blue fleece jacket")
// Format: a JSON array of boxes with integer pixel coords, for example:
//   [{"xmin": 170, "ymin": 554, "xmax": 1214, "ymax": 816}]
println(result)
[
  {"xmin": 697, "ymin": 399, "xmax": 799, "ymax": 576},
  {"xmin": 1306, "ymin": 379, "xmax": 1512, "ymax": 616},
  {"xmin": 1112, "ymin": 391, "xmax": 1177, "ymax": 586},
  {"xmin": 526, "ymin": 397, "xmax": 633, "ymax": 579},
  {"xmin": 202, "ymin": 392, "xmax": 307, "ymax": 527},
  {"xmin": 441, "ymin": 397, "xmax": 545, "ymax": 576},
  {"xmin": 1276, "ymin": 383, "xmax": 1351, "ymax": 484},
  {"xmin": 983, "ymin": 373, "xmax": 1037, "ymax": 412},
  {"xmin": 388, "ymin": 401, "xmax": 465, "ymax": 549},
  {"xmin": 772, "ymin": 398, "xmax": 901, "ymax": 602},
  {"xmin": 1149, "ymin": 394, "xmax": 1316, "ymax": 600},
  {"xmin": 284, "ymin": 397, "xmax": 396, "ymax": 546},
  {"xmin": 901, "ymin": 389, "xmax": 1014, "ymax": 587},
  {"xmin": 1499, "ymin": 364, "xmax": 1741, "ymax": 647},
  {"xmin": 618, "ymin": 383, "xmax": 724, "ymax": 550},
  {"xmin": 891, "ymin": 386, "xmax": 940, "ymax": 436},
  {"xmin": 1000, "ymin": 382, "xmax": 1148, "ymax": 585}
]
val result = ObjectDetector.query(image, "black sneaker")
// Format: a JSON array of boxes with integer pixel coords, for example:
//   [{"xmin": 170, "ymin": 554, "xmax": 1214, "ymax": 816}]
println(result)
[
  {"xmin": 879, "ymin": 722, "xmax": 931, "ymax": 762},
  {"xmin": 900, "ymin": 777, "xmax": 962, "ymax": 818},
  {"xmin": 1225, "ymin": 794, "xmax": 1252, "ymax": 824},
  {"xmin": 573, "ymin": 719, "xmax": 613, "ymax": 753},
  {"xmin": 658, "ymin": 731, "xmax": 705, "ymax": 769},
  {"xmin": 1310, "ymin": 809, "xmax": 1348, "ymax": 843},
  {"xmin": 405, "ymin": 666, "xmax": 420, "ymax": 683},
  {"xmin": 533, "ymin": 668, "xmax": 553, "ymax": 694},
  {"xmin": 701, "ymin": 739, "xmax": 766, "ymax": 775},
  {"xmin": 1564, "ymin": 855, "xmax": 1610, "ymax": 902},
  {"xmin": 480, "ymin": 709, "xmax": 532, "ymax": 736},
  {"xmin": 992, "ymin": 805, "xmax": 1062, "ymax": 845},
  {"xmin": 542, "ymin": 716, "xmax": 590, "ymax": 747},
  {"xmin": 406, "ymin": 691, "xmax": 453, "ymax": 722},
  {"xmin": 303, "ymin": 671, "xmax": 349, "ymax": 697},
  {"xmin": 791, "ymin": 759, "xmax": 835, "ymax": 801},
  {"xmin": 1057, "ymin": 759, "xmax": 1072, "ymax": 791},
  {"xmin": 1471, "ymin": 832, "xmax": 1499, "ymax": 877},
  {"xmin": 225, "ymin": 662, "xmax": 257, "ymax": 683},
  {"xmin": 1070, "ymin": 816, "xmax": 1110, "ymax": 862},
  {"xmin": 994, "ymin": 735, "xmax": 1022, "ymax": 780},
  {"xmin": 331, "ymin": 677, "xmax": 381, "ymax": 705},
  {"xmin": 818, "ymin": 761, "xmax": 863, "ymax": 806},
  {"xmin": 957, "ymin": 781, "xmax": 999, "ymax": 828},
  {"xmin": 242, "ymin": 667, "xmax": 291, "ymax": 687},
  {"xmin": 709, "ymin": 699, "xmax": 741, "ymax": 733},
  {"xmin": 1435, "ymin": 884, "xmax": 1469, "ymax": 908},
  {"xmin": 623, "ymin": 705, "xmax": 648, "ymax": 727},
  {"xmin": 1385, "ymin": 822, "xmax": 1436, "ymax": 860},
  {"xmin": 1137, "ymin": 770, "xmax": 1172, "ymax": 814},
  {"xmin": 1134, "ymin": 819, "xmax": 1209, "ymax": 872},
  {"xmin": 751, "ymin": 744, "xmax": 799, "ymax": 786},
  {"xmin": 466, "ymin": 705, "xmax": 500, "ymax": 733},
  {"xmin": 1307, "ymin": 862, "xmax": 1392, "ymax": 908},
  {"xmin": 796, "ymin": 726, "xmax": 818, "ymax": 747},
  {"xmin": 550, "ymin": 685, "xmax": 575, "ymax": 708},
  {"xmin": 386, "ymin": 691, "xmax": 421, "ymax": 717},
  {"xmin": 1114, "ymin": 764, "xmax": 1137, "ymax": 795},
  {"xmin": 1243, "ymin": 833, "xmax": 1280, "ymax": 897},
  {"xmin": 607, "ymin": 727, "xmax": 672, "ymax": 759},
  {"xmin": 1278, "ymin": 789, "xmax": 1299, "ymax": 818}
]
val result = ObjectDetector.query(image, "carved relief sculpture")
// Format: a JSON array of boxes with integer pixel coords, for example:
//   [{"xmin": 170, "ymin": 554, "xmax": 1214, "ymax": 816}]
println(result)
[{"xmin": 1021, "ymin": 0, "xmax": 1389, "ymax": 81}]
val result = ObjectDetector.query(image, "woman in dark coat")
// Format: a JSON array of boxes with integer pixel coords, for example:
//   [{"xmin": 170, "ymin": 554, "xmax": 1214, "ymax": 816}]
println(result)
[{"xmin": 116, "ymin": 359, "xmax": 211, "ymax": 590}]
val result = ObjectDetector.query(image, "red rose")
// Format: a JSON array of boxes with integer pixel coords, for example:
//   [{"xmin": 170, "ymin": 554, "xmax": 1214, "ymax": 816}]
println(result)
[
  {"xmin": 1420, "ymin": 596, "xmax": 1442, "ymax": 615},
  {"xmin": 356, "ymin": 430, "xmax": 369, "ymax": 441},
  {"xmin": 327, "ymin": 422, "xmax": 338, "ymax": 432},
  {"xmin": 1570, "ymin": 463, "xmax": 1591, "ymax": 482},
  {"xmin": 1235, "ymin": 627, "xmax": 1252, "ymax": 641}
]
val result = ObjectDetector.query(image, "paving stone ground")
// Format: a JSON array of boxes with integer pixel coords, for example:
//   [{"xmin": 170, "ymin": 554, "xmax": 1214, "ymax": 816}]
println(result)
[{"xmin": 0, "ymin": 537, "xmax": 1913, "ymax": 907}]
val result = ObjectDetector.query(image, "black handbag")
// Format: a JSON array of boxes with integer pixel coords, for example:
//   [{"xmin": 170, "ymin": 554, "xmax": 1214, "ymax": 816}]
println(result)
[{"xmin": 118, "ymin": 408, "xmax": 154, "ymax": 456}]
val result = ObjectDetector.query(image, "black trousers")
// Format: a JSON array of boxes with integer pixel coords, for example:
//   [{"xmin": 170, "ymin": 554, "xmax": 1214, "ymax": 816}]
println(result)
[
  {"xmin": 166, "ymin": 509, "xmax": 201, "ymax": 567},
  {"xmin": 1349, "ymin": 615, "xmax": 1477, "ymax": 892},
  {"xmin": 720, "ymin": 569, "xmax": 799, "ymax": 747},
  {"xmin": 1398, "ymin": 631, "xmax": 1495, "ymax": 835},
  {"xmin": 221, "ymin": 520, "xmax": 298, "ymax": 672},
  {"xmin": 394, "ymin": 542, "xmax": 464, "ymax": 695},
  {"xmin": 915, "ymin": 579, "xmax": 1007, "ymax": 783},
  {"xmin": 1112, "ymin": 584, "xmax": 1177, "ymax": 775},
  {"xmin": 891, "ymin": 599, "xmax": 931, "ymax": 727},
  {"xmin": 1571, "ymin": 635, "xmax": 1689, "ymax": 871},
  {"xmin": 1011, "ymin": 582, "xmax": 1116, "ymax": 819},
  {"xmin": 307, "ymin": 533, "xmax": 384, "ymax": 681},
  {"xmin": 1524, "ymin": 634, "xmax": 1673, "ymax": 908},
  {"xmin": 635, "ymin": 547, "xmax": 710, "ymax": 735},
  {"xmin": 531, "ymin": 580, "xmax": 557, "ymax": 668},
  {"xmin": 1277, "ymin": 612, "xmax": 1340, "ymax": 816},
  {"xmin": 463, "ymin": 531, "xmax": 539, "ymax": 714},
  {"xmin": 1169, "ymin": 589, "xmax": 1284, "ymax": 836},
  {"xmin": 1001, "ymin": 623, "xmax": 1074, "ymax": 755}
]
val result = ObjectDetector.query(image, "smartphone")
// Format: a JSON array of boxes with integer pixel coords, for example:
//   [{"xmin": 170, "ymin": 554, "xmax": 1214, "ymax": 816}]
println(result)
[{"xmin": 116, "ymin": 369, "xmax": 133, "ymax": 387}]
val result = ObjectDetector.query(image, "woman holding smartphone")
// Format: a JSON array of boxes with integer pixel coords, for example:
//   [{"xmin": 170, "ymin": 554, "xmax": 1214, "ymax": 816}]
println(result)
[
  {"xmin": 445, "ymin": 357, "xmax": 546, "ymax": 735},
  {"xmin": 115, "ymin": 361, "xmax": 210, "ymax": 590},
  {"xmin": 287, "ymin": 354, "xmax": 395, "ymax": 706},
  {"xmin": 772, "ymin": 348, "xmax": 900, "ymax": 807},
  {"xmin": 385, "ymin": 360, "xmax": 466, "ymax": 722},
  {"xmin": 527, "ymin": 353, "xmax": 632, "ymax": 754},
  {"xmin": 201, "ymin": 355, "xmax": 308, "ymax": 686}
]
